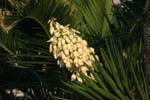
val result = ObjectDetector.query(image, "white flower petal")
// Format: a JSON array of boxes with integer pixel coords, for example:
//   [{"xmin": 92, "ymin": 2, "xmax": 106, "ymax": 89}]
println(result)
[
  {"xmin": 71, "ymin": 74, "xmax": 77, "ymax": 81},
  {"xmin": 64, "ymin": 49, "xmax": 69, "ymax": 56},
  {"xmin": 66, "ymin": 62, "xmax": 72, "ymax": 69},
  {"xmin": 80, "ymin": 66, "xmax": 88, "ymax": 75},
  {"xmin": 90, "ymin": 48, "xmax": 95, "ymax": 54},
  {"xmin": 77, "ymin": 77, "xmax": 83, "ymax": 83},
  {"xmin": 54, "ymin": 32, "xmax": 61, "ymax": 37},
  {"xmin": 50, "ymin": 45, "xmax": 53, "ymax": 52},
  {"xmin": 61, "ymin": 39, "xmax": 66, "ymax": 45},
  {"xmin": 82, "ymin": 40, "xmax": 88, "ymax": 46}
]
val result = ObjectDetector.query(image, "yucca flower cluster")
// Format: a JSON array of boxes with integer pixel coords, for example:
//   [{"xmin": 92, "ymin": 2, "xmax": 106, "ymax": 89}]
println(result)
[{"xmin": 47, "ymin": 18, "xmax": 97, "ymax": 82}]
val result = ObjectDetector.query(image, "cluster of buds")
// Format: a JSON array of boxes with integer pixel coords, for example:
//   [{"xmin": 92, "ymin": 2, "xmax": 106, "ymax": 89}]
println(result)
[{"xmin": 47, "ymin": 18, "xmax": 97, "ymax": 82}]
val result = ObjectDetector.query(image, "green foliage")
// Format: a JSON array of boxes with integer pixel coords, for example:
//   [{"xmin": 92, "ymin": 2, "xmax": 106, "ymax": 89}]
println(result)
[
  {"xmin": 112, "ymin": 0, "xmax": 146, "ymax": 48},
  {"xmin": 2, "ymin": 0, "xmax": 74, "ymax": 36},
  {"xmin": 72, "ymin": 0, "xmax": 113, "ymax": 38}
]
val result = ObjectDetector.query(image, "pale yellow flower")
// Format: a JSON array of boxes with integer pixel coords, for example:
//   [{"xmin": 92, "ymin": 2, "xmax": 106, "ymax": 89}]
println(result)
[
  {"xmin": 61, "ymin": 53, "xmax": 66, "ymax": 60},
  {"xmin": 71, "ymin": 74, "xmax": 77, "ymax": 81},
  {"xmin": 61, "ymin": 39, "xmax": 66, "ymax": 45},
  {"xmin": 90, "ymin": 48, "xmax": 95, "ymax": 54},
  {"xmin": 66, "ymin": 62, "xmax": 72, "ymax": 69},
  {"xmin": 52, "ymin": 45, "xmax": 57, "ymax": 52},
  {"xmin": 78, "ymin": 48, "xmax": 83, "ymax": 54},
  {"xmin": 49, "ymin": 45, "xmax": 53, "ymax": 53},
  {"xmin": 82, "ymin": 40, "xmax": 88, "ymax": 46},
  {"xmin": 58, "ymin": 42, "xmax": 61, "ymax": 49},
  {"xmin": 65, "ymin": 36, "xmax": 70, "ymax": 43},
  {"xmin": 54, "ymin": 32, "xmax": 61, "ymax": 37},
  {"xmin": 53, "ymin": 53, "xmax": 57, "ymax": 59},
  {"xmin": 77, "ymin": 77, "xmax": 83, "ymax": 83},
  {"xmin": 64, "ymin": 49, "xmax": 69, "ymax": 56},
  {"xmin": 48, "ymin": 18, "xmax": 99, "ymax": 83},
  {"xmin": 73, "ymin": 51, "xmax": 78, "ymax": 58},
  {"xmin": 80, "ymin": 66, "xmax": 88, "ymax": 75},
  {"xmin": 77, "ymin": 59, "xmax": 84, "ymax": 66}
]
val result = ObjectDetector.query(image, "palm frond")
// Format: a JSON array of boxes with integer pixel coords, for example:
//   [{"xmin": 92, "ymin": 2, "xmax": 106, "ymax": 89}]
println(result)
[
  {"xmin": 72, "ymin": 0, "xmax": 113, "ymax": 38},
  {"xmin": 0, "ymin": 0, "xmax": 75, "ymax": 99},
  {"xmin": 1, "ymin": 0, "xmax": 74, "ymax": 36}
]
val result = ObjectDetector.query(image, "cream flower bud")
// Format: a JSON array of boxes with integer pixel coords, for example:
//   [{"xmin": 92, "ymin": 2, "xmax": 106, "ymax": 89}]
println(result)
[
  {"xmin": 65, "ymin": 37, "xmax": 70, "ymax": 43},
  {"xmin": 48, "ymin": 18, "xmax": 99, "ymax": 83},
  {"xmin": 71, "ymin": 29, "xmax": 80, "ymax": 34},
  {"xmin": 50, "ymin": 26, "xmax": 55, "ymax": 35},
  {"xmin": 77, "ymin": 77, "xmax": 83, "ymax": 83},
  {"xmin": 82, "ymin": 40, "xmax": 88, "ymax": 46},
  {"xmin": 68, "ymin": 44, "xmax": 73, "ymax": 51},
  {"xmin": 69, "ymin": 34, "xmax": 74, "ymax": 40},
  {"xmin": 71, "ymin": 74, "xmax": 77, "ymax": 81},
  {"xmin": 77, "ymin": 37, "xmax": 82, "ymax": 42},
  {"xmin": 78, "ymin": 48, "xmax": 83, "ymax": 54},
  {"xmin": 90, "ymin": 56, "xmax": 95, "ymax": 61},
  {"xmin": 63, "ymin": 35, "xmax": 67, "ymax": 40},
  {"xmin": 58, "ymin": 42, "xmax": 61, "ymax": 49},
  {"xmin": 55, "ymin": 22, "xmax": 61, "ymax": 30},
  {"xmin": 57, "ymin": 51, "xmax": 62, "ymax": 57},
  {"xmin": 87, "ymin": 61, "xmax": 92, "ymax": 66},
  {"xmin": 49, "ymin": 45, "xmax": 53, "ymax": 53},
  {"xmin": 62, "ymin": 29, "xmax": 69, "ymax": 35},
  {"xmin": 61, "ymin": 39, "xmax": 66, "ymax": 45},
  {"xmin": 74, "ymin": 58, "xmax": 78, "ymax": 63},
  {"xmin": 47, "ymin": 37, "xmax": 55, "ymax": 43},
  {"xmin": 85, "ymin": 49, "xmax": 90, "ymax": 55},
  {"xmin": 76, "ymin": 43, "xmax": 82, "ymax": 48},
  {"xmin": 73, "ymin": 51, "xmax": 78, "ymax": 57},
  {"xmin": 53, "ymin": 53, "xmax": 57, "ymax": 59},
  {"xmin": 77, "ymin": 59, "xmax": 84, "ymax": 66},
  {"xmin": 58, "ymin": 37, "xmax": 62, "ymax": 42},
  {"xmin": 66, "ymin": 62, "xmax": 72, "ymax": 69},
  {"xmin": 53, "ymin": 45, "xmax": 57, "ymax": 51},
  {"xmin": 89, "ymin": 48, "xmax": 95, "ymax": 54},
  {"xmin": 66, "ymin": 44, "xmax": 71, "ymax": 49},
  {"xmin": 64, "ymin": 49, "xmax": 69, "ymax": 56},
  {"xmin": 82, "ymin": 57, "xmax": 88, "ymax": 63},
  {"xmin": 73, "ymin": 45, "xmax": 77, "ymax": 51},
  {"xmin": 54, "ymin": 32, "xmax": 61, "ymax": 37},
  {"xmin": 61, "ymin": 53, "xmax": 66, "ymax": 59},
  {"xmin": 66, "ymin": 30, "xmax": 71, "ymax": 35},
  {"xmin": 47, "ymin": 39, "xmax": 51, "ymax": 43},
  {"xmin": 49, "ymin": 38, "xmax": 54, "ymax": 42},
  {"xmin": 90, "ymin": 73, "xmax": 95, "ymax": 80},
  {"xmin": 57, "ymin": 60, "xmax": 60, "ymax": 65},
  {"xmin": 95, "ymin": 55, "xmax": 99, "ymax": 61},
  {"xmin": 59, "ymin": 25, "xmax": 64, "ymax": 29},
  {"xmin": 72, "ymin": 38, "xmax": 77, "ymax": 43},
  {"xmin": 80, "ymin": 66, "xmax": 88, "ymax": 74}
]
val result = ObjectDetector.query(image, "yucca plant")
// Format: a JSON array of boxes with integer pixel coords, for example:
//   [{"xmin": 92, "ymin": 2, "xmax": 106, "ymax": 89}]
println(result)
[
  {"xmin": 0, "ymin": 0, "xmax": 149, "ymax": 100},
  {"xmin": 53, "ymin": 0, "xmax": 149, "ymax": 100}
]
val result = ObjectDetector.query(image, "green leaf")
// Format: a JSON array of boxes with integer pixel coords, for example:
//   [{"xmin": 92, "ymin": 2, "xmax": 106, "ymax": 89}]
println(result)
[{"xmin": 73, "ymin": 0, "xmax": 113, "ymax": 37}]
